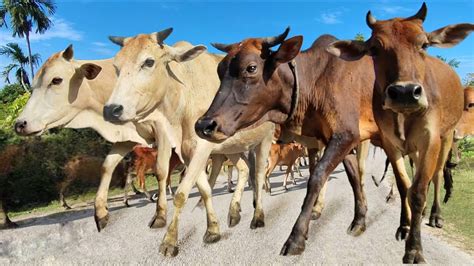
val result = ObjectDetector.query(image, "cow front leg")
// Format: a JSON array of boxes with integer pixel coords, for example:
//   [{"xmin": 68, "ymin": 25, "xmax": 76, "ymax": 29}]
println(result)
[
  {"xmin": 160, "ymin": 141, "xmax": 215, "ymax": 257},
  {"xmin": 123, "ymin": 167, "xmax": 134, "ymax": 207},
  {"xmin": 281, "ymin": 132, "xmax": 356, "ymax": 255},
  {"xmin": 94, "ymin": 142, "xmax": 134, "ymax": 232},
  {"xmin": 308, "ymin": 147, "xmax": 325, "ymax": 220},
  {"xmin": 251, "ymin": 133, "xmax": 272, "ymax": 229},
  {"xmin": 343, "ymin": 153, "xmax": 368, "ymax": 236},
  {"xmin": 226, "ymin": 154, "xmax": 249, "ymax": 227},
  {"xmin": 149, "ymin": 137, "xmax": 172, "ymax": 229}
]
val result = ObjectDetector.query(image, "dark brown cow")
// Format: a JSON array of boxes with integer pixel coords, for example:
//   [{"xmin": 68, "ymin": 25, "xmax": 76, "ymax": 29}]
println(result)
[
  {"xmin": 327, "ymin": 3, "xmax": 473, "ymax": 263},
  {"xmin": 195, "ymin": 29, "xmax": 412, "ymax": 256}
]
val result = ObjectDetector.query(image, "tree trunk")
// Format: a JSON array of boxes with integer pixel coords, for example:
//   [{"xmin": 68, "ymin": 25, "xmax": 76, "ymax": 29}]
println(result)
[
  {"xmin": 25, "ymin": 32, "xmax": 34, "ymax": 90},
  {"xmin": 19, "ymin": 70, "xmax": 29, "ymax": 93}
]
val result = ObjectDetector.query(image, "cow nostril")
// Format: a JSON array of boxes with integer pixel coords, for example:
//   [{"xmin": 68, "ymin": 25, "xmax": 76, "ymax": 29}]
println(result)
[
  {"xmin": 14, "ymin": 120, "xmax": 27, "ymax": 133},
  {"xmin": 203, "ymin": 120, "xmax": 218, "ymax": 136},
  {"xmin": 112, "ymin": 105, "xmax": 124, "ymax": 117},
  {"xmin": 387, "ymin": 86, "xmax": 398, "ymax": 100},
  {"xmin": 413, "ymin": 86, "xmax": 422, "ymax": 100}
]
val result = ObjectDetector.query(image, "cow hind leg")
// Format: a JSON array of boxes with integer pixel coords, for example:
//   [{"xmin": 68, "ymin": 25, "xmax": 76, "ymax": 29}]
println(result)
[
  {"xmin": 343, "ymin": 153, "xmax": 368, "ymax": 236},
  {"xmin": 123, "ymin": 169, "xmax": 134, "ymax": 207},
  {"xmin": 251, "ymin": 136, "xmax": 272, "ymax": 229},
  {"xmin": 227, "ymin": 154, "xmax": 249, "ymax": 227},
  {"xmin": 227, "ymin": 165, "xmax": 235, "ymax": 193},
  {"xmin": 308, "ymin": 148, "xmax": 325, "ymax": 220}
]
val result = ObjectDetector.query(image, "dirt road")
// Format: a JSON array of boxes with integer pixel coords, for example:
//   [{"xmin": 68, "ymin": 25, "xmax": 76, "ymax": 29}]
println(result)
[{"xmin": 1, "ymin": 147, "xmax": 472, "ymax": 264}]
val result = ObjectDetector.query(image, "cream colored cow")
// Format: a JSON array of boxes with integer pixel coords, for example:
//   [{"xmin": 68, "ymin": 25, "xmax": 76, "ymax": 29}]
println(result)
[{"xmin": 104, "ymin": 29, "xmax": 274, "ymax": 257}]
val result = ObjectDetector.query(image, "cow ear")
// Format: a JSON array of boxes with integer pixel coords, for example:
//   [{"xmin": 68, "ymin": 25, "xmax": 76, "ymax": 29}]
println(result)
[
  {"xmin": 171, "ymin": 45, "xmax": 207, "ymax": 62},
  {"xmin": 273, "ymin": 36, "xmax": 303, "ymax": 64},
  {"xmin": 63, "ymin": 44, "xmax": 74, "ymax": 61},
  {"xmin": 80, "ymin": 63, "xmax": 102, "ymax": 80},
  {"xmin": 428, "ymin": 23, "xmax": 474, "ymax": 48},
  {"xmin": 326, "ymin": 40, "xmax": 368, "ymax": 61}
]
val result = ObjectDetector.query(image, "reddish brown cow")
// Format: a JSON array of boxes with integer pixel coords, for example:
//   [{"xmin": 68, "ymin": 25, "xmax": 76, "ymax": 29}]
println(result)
[
  {"xmin": 0, "ymin": 145, "xmax": 23, "ymax": 229},
  {"xmin": 265, "ymin": 142, "xmax": 305, "ymax": 192},
  {"xmin": 195, "ymin": 30, "xmax": 397, "ymax": 256},
  {"xmin": 327, "ymin": 3, "xmax": 473, "ymax": 262}
]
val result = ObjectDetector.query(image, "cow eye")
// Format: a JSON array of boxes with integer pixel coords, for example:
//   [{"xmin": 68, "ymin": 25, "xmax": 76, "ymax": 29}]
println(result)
[
  {"xmin": 51, "ymin": 77, "xmax": 63, "ymax": 85},
  {"xmin": 421, "ymin": 43, "xmax": 429, "ymax": 50},
  {"xmin": 143, "ymin": 58, "xmax": 155, "ymax": 68},
  {"xmin": 246, "ymin": 65, "xmax": 257, "ymax": 74}
]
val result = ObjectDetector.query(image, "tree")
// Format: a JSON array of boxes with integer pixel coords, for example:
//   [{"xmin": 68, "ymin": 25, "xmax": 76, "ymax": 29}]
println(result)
[
  {"xmin": 464, "ymin": 73, "xmax": 474, "ymax": 87},
  {"xmin": 354, "ymin": 33, "xmax": 365, "ymax": 41},
  {"xmin": 436, "ymin": 55, "xmax": 460, "ymax": 69},
  {"xmin": 0, "ymin": 0, "xmax": 55, "ymax": 80},
  {"xmin": 0, "ymin": 42, "xmax": 40, "ymax": 92}
]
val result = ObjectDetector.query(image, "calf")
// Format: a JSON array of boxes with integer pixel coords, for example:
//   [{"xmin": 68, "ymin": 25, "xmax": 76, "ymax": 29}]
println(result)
[
  {"xmin": 265, "ymin": 142, "xmax": 305, "ymax": 192},
  {"xmin": 328, "ymin": 3, "xmax": 473, "ymax": 262}
]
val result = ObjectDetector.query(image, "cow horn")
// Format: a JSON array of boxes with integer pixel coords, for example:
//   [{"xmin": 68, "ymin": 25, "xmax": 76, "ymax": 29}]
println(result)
[
  {"xmin": 407, "ymin": 2, "xmax": 427, "ymax": 22},
  {"xmin": 262, "ymin": 27, "xmax": 290, "ymax": 47},
  {"xmin": 109, "ymin": 36, "xmax": 127, "ymax": 47},
  {"xmin": 366, "ymin": 11, "xmax": 376, "ymax": 29},
  {"xmin": 153, "ymin": 27, "xmax": 173, "ymax": 45},
  {"xmin": 63, "ymin": 44, "xmax": 74, "ymax": 61},
  {"xmin": 211, "ymin": 42, "xmax": 233, "ymax": 53}
]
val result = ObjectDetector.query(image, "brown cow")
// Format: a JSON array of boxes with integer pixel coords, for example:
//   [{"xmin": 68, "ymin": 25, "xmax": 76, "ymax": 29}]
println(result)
[
  {"xmin": 265, "ymin": 142, "xmax": 305, "ymax": 192},
  {"xmin": 0, "ymin": 145, "xmax": 23, "ymax": 229},
  {"xmin": 194, "ymin": 29, "xmax": 408, "ymax": 256},
  {"xmin": 327, "ymin": 3, "xmax": 473, "ymax": 263}
]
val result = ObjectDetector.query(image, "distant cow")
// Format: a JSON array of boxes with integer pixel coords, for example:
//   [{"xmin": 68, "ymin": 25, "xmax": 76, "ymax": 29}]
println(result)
[
  {"xmin": 0, "ymin": 145, "xmax": 23, "ymax": 229},
  {"xmin": 265, "ymin": 143, "xmax": 305, "ymax": 192}
]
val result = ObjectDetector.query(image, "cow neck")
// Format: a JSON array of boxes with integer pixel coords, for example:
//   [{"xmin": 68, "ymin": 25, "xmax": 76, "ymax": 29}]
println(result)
[{"xmin": 285, "ymin": 59, "xmax": 299, "ymax": 123}]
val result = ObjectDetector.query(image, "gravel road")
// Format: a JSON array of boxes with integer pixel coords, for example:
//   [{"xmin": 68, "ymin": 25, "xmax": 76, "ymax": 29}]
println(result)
[{"xmin": 1, "ymin": 147, "xmax": 472, "ymax": 264}]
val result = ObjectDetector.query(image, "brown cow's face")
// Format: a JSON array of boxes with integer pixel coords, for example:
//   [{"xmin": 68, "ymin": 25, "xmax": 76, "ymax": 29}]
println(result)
[
  {"xmin": 327, "ymin": 3, "xmax": 474, "ymax": 114},
  {"xmin": 195, "ymin": 29, "xmax": 303, "ymax": 142}
]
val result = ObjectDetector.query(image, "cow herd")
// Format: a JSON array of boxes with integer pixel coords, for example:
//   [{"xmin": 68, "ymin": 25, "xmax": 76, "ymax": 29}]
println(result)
[{"xmin": 5, "ymin": 3, "xmax": 474, "ymax": 263}]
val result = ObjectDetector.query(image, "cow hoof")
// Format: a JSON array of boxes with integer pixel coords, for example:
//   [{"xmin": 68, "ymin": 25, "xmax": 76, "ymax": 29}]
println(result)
[
  {"xmin": 148, "ymin": 214, "xmax": 166, "ymax": 229},
  {"xmin": 428, "ymin": 215, "xmax": 444, "ymax": 228},
  {"xmin": 227, "ymin": 188, "xmax": 235, "ymax": 193},
  {"xmin": 284, "ymin": 186, "xmax": 288, "ymax": 191},
  {"xmin": 63, "ymin": 205, "xmax": 72, "ymax": 210},
  {"xmin": 280, "ymin": 235, "xmax": 305, "ymax": 256},
  {"xmin": 250, "ymin": 216, "xmax": 265, "ymax": 229},
  {"xmin": 346, "ymin": 220, "xmax": 366, "ymax": 236},
  {"xmin": 123, "ymin": 200, "xmax": 130, "ymax": 207},
  {"xmin": 0, "ymin": 221, "xmax": 18, "ymax": 230},
  {"xmin": 94, "ymin": 213, "xmax": 109, "ymax": 232},
  {"xmin": 395, "ymin": 226, "xmax": 410, "ymax": 241},
  {"xmin": 403, "ymin": 250, "xmax": 426, "ymax": 264},
  {"xmin": 203, "ymin": 231, "xmax": 221, "ymax": 244},
  {"xmin": 228, "ymin": 203, "xmax": 241, "ymax": 227},
  {"xmin": 311, "ymin": 211, "xmax": 322, "ymax": 220},
  {"xmin": 159, "ymin": 242, "xmax": 179, "ymax": 257}
]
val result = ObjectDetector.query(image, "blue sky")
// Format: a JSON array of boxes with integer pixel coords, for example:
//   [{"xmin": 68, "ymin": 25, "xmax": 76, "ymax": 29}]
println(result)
[{"xmin": 1, "ymin": 0, "xmax": 473, "ymax": 88}]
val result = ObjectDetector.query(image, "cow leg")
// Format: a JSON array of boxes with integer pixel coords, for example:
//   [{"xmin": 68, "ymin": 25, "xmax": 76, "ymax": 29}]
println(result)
[
  {"xmin": 403, "ymin": 134, "xmax": 448, "ymax": 264},
  {"xmin": 280, "ymin": 132, "xmax": 357, "ymax": 255},
  {"xmin": 343, "ymin": 153, "xmax": 368, "ymax": 236},
  {"xmin": 148, "ymin": 136, "xmax": 172, "ymax": 229},
  {"xmin": 428, "ymin": 172, "xmax": 443, "ymax": 228},
  {"xmin": 160, "ymin": 141, "xmax": 217, "ymax": 257},
  {"xmin": 123, "ymin": 168, "xmax": 134, "ymax": 207},
  {"xmin": 296, "ymin": 159, "xmax": 304, "ymax": 177},
  {"xmin": 382, "ymin": 140, "xmax": 412, "ymax": 241},
  {"xmin": 308, "ymin": 148, "xmax": 325, "ymax": 220},
  {"xmin": 0, "ymin": 199, "xmax": 17, "ymax": 229},
  {"xmin": 264, "ymin": 159, "xmax": 277, "ymax": 194},
  {"xmin": 94, "ymin": 142, "xmax": 134, "ymax": 232},
  {"xmin": 250, "ymin": 135, "xmax": 272, "ymax": 229},
  {"xmin": 207, "ymin": 155, "xmax": 225, "ymax": 189},
  {"xmin": 283, "ymin": 166, "xmax": 292, "ymax": 190},
  {"xmin": 58, "ymin": 178, "xmax": 73, "ymax": 210},
  {"xmin": 356, "ymin": 140, "xmax": 370, "ymax": 180},
  {"xmin": 227, "ymin": 165, "xmax": 234, "ymax": 192},
  {"xmin": 227, "ymin": 154, "xmax": 249, "ymax": 227}
]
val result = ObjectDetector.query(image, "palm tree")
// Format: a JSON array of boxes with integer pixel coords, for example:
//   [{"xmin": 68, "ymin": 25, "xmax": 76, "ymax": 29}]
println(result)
[
  {"xmin": 0, "ymin": 0, "xmax": 55, "ymax": 79},
  {"xmin": 0, "ymin": 42, "xmax": 40, "ymax": 92}
]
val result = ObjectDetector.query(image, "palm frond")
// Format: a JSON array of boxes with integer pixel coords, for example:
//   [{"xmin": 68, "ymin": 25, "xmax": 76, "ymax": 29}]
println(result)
[{"xmin": 1, "ymin": 63, "xmax": 19, "ymax": 84}]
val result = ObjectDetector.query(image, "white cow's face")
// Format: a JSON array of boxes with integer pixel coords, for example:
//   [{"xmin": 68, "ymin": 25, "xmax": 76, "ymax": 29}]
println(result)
[
  {"xmin": 15, "ymin": 45, "xmax": 102, "ymax": 136},
  {"xmin": 104, "ymin": 29, "xmax": 206, "ymax": 122}
]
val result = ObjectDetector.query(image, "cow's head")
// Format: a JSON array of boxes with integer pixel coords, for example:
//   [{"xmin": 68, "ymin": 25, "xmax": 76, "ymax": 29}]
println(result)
[
  {"xmin": 327, "ymin": 3, "xmax": 474, "ymax": 114},
  {"xmin": 464, "ymin": 86, "xmax": 474, "ymax": 111},
  {"xmin": 103, "ymin": 28, "xmax": 207, "ymax": 122},
  {"xmin": 15, "ymin": 45, "xmax": 102, "ymax": 136},
  {"xmin": 454, "ymin": 87, "xmax": 474, "ymax": 140},
  {"xmin": 195, "ymin": 28, "xmax": 303, "ymax": 142}
]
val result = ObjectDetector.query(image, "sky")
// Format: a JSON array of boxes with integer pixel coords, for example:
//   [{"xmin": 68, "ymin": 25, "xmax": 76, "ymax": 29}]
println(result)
[{"xmin": 0, "ymin": 0, "xmax": 473, "ymax": 88}]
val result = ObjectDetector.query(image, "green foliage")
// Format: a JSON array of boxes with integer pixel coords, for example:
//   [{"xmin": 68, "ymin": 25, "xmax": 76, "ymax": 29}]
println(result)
[
  {"xmin": 458, "ymin": 137, "xmax": 474, "ymax": 158},
  {"xmin": 0, "ymin": 42, "xmax": 40, "ymax": 89},
  {"xmin": 1, "ymin": 91, "xmax": 29, "ymax": 130},
  {"xmin": 464, "ymin": 73, "xmax": 474, "ymax": 87},
  {"xmin": 436, "ymin": 55, "xmax": 460, "ymax": 69},
  {"xmin": 354, "ymin": 33, "xmax": 365, "ymax": 41},
  {"xmin": 0, "ymin": 83, "xmax": 24, "ymax": 103}
]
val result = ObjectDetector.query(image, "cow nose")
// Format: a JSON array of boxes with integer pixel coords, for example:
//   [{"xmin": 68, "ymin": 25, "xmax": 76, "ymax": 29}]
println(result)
[
  {"xmin": 386, "ymin": 83, "xmax": 423, "ymax": 102},
  {"xmin": 195, "ymin": 117, "xmax": 218, "ymax": 138},
  {"xmin": 103, "ymin": 104, "xmax": 124, "ymax": 121},
  {"xmin": 14, "ymin": 120, "xmax": 27, "ymax": 134}
]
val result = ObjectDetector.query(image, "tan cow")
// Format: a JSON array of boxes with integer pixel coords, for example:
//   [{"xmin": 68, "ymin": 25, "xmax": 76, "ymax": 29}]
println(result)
[
  {"xmin": 104, "ymin": 30, "xmax": 274, "ymax": 257},
  {"xmin": 265, "ymin": 142, "xmax": 305, "ymax": 192}
]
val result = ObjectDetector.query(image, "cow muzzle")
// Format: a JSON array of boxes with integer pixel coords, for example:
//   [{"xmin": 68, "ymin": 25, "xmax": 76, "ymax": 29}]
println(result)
[
  {"xmin": 195, "ymin": 116, "xmax": 229, "ymax": 142},
  {"xmin": 103, "ymin": 104, "xmax": 124, "ymax": 122},
  {"xmin": 383, "ymin": 82, "xmax": 428, "ymax": 112},
  {"xmin": 14, "ymin": 119, "xmax": 42, "ymax": 136}
]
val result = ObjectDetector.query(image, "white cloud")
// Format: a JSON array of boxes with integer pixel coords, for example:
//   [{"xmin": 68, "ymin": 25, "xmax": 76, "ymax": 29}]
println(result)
[
  {"xmin": 92, "ymin": 42, "xmax": 108, "ymax": 47},
  {"xmin": 91, "ymin": 42, "xmax": 115, "ymax": 56},
  {"xmin": 0, "ymin": 17, "xmax": 82, "ymax": 46},
  {"xmin": 318, "ymin": 11, "xmax": 343, "ymax": 25},
  {"xmin": 376, "ymin": 5, "xmax": 412, "ymax": 15}
]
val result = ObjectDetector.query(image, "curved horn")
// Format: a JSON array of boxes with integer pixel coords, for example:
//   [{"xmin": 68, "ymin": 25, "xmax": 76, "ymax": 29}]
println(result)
[
  {"xmin": 109, "ymin": 36, "xmax": 127, "ymax": 47},
  {"xmin": 366, "ymin": 11, "xmax": 376, "ymax": 29},
  {"xmin": 153, "ymin": 27, "xmax": 173, "ymax": 45},
  {"xmin": 211, "ymin": 42, "xmax": 233, "ymax": 53},
  {"xmin": 262, "ymin": 27, "xmax": 290, "ymax": 47},
  {"xmin": 407, "ymin": 2, "xmax": 427, "ymax": 22}
]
